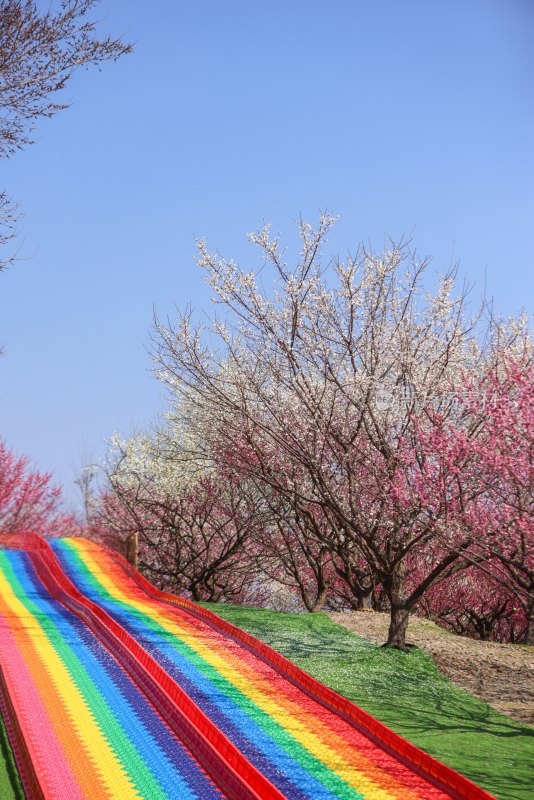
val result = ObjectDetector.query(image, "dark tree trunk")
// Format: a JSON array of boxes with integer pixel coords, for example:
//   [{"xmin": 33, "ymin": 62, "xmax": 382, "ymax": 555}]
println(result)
[
  {"xmin": 526, "ymin": 604, "xmax": 534, "ymax": 646},
  {"xmin": 310, "ymin": 586, "xmax": 327, "ymax": 613},
  {"xmin": 302, "ymin": 584, "xmax": 327, "ymax": 612},
  {"xmin": 338, "ymin": 579, "xmax": 374, "ymax": 610},
  {"xmin": 384, "ymin": 562, "xmax": 411, "ymax": 649},
  {"xmin": 126, "ymin": 531, "xmax": 138, "ymax": 569},
  {"xmin": 386, "ymin": 604, "xmax": 410, "ymax": 649}
]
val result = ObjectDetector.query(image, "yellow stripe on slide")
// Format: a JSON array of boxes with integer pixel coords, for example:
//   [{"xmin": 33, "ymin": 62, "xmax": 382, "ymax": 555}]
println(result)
[{"xmin": 0, "ymin": 566, "xmax": 141, "ymax": 800}]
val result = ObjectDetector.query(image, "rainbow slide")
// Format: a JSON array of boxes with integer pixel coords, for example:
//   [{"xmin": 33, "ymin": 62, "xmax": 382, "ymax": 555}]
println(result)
[{"xmin": 0, "ymin": 534, "xmax": 495, "ymax": 800}]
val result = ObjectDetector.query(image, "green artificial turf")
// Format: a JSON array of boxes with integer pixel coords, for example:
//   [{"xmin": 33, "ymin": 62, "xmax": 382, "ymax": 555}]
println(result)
[
  {"xmin": 201, "ymin": 603, "xmax": 534, "ymax": 800},
  {"xmin": 0, "ymin": 710, "xmax": 25, "ymax": 800}
]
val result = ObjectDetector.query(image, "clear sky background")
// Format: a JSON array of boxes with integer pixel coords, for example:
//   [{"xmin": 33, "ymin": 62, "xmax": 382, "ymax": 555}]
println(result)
[{"xmin": 1, "ymin": 0, "xmax": 533, "ymax": 507}]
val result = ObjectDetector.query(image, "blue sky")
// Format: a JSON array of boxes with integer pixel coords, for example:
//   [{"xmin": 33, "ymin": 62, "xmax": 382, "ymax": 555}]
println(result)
[{"xmin": 1, "ymin": 0, "xmax": 533, "ymax": 506}]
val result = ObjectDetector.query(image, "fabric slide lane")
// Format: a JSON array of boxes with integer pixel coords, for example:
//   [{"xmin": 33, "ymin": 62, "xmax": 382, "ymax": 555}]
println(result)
[
  {"xmin": 0, "ymin": 549, "xmax": 228, "ymax": 800},
  {"xmin": 52, "ymin": 538, "xmax": 458, "ymax": 800}
]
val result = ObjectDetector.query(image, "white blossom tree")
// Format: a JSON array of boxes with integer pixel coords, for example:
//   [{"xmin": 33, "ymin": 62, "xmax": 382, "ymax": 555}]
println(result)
[{"xmin": 151, "ymin": 213, "xmax": 531, "ymax": 648}]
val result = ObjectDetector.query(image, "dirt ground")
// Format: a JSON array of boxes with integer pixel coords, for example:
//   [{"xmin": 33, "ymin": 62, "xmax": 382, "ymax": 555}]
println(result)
[{"xmin": 328, "ymin": 611, "xmax": 534, "ymax": 725}]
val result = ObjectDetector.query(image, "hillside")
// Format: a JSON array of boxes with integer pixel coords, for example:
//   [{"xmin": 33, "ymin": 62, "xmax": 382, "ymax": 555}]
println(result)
[{"xmin": 329, "ymin": 611, "xmax": 534, "ymax": 725}]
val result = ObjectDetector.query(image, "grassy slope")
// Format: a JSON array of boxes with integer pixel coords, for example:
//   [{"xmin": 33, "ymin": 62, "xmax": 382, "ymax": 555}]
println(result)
[
  {"xmin": 201, "ymin": 604, "xmax": 534, "ymax": 800},
  {"xmin": 0, "ymin": 712, "xmax": 25, "ymax": 800}
]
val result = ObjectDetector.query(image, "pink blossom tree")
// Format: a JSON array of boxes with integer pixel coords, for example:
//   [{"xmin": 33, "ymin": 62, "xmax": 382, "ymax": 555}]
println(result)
[
  {"xmin": 419, "ymin": 564, "xmax": 527, "ymax": 643},
  {"xmin": 0, "ymin": 439, "xmax": 73, "ymax": 536},
  {"xmin": 419, "ymin": 353, "xmax": 534, "ymax": 643}
]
